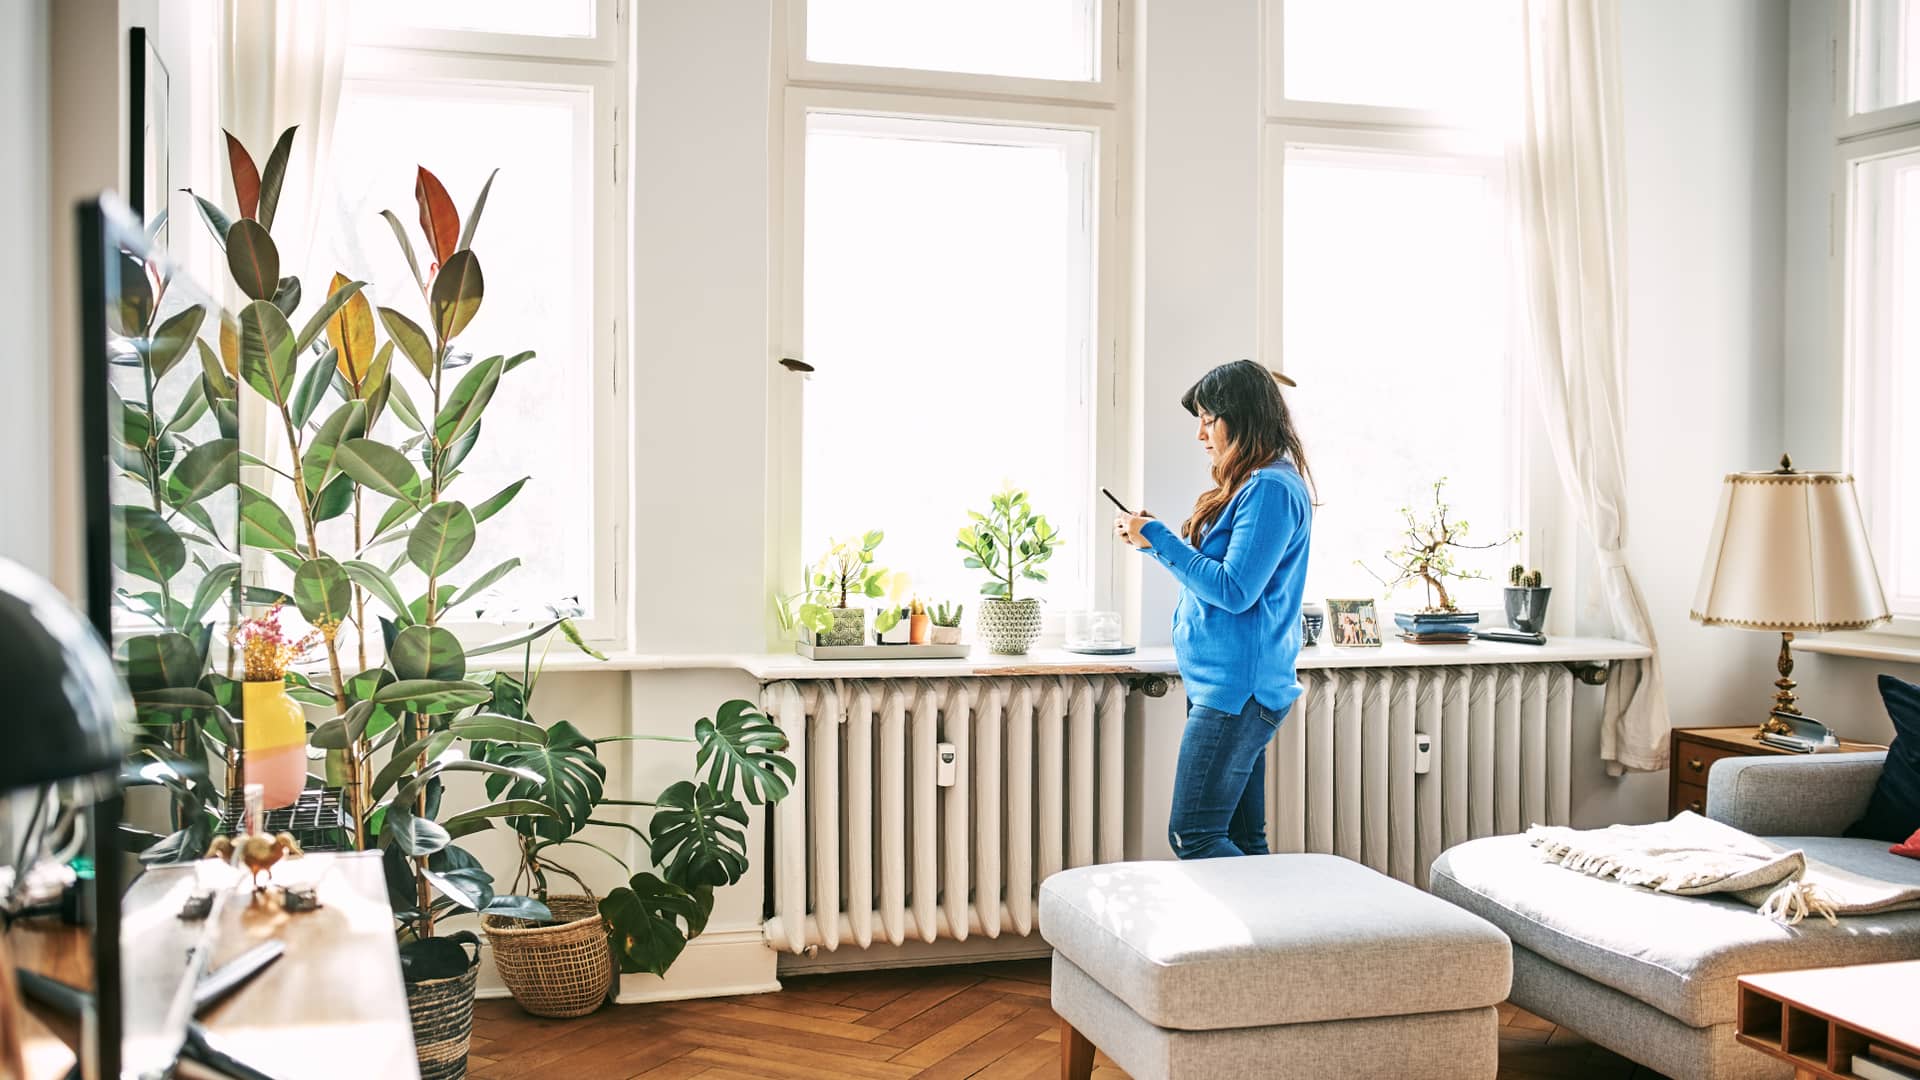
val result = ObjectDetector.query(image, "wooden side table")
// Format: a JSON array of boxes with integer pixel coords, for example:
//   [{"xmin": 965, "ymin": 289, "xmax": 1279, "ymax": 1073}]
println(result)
[
  {"xmin": 1669, "ymin": 726, "xmax": 1885, "ymax": 818},
  {"xmin": 1736, "ymin": 960, "xmax": 1920, "ymax": 1079}
]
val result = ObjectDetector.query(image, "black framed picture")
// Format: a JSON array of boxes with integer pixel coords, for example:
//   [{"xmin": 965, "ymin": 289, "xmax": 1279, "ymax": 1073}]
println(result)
[{"xmin": 128, "ymin": 26, "xmax": 170, "ymax": 246}]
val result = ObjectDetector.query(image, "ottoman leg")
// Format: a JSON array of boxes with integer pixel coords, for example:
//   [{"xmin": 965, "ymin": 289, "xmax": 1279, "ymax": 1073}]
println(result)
[{"xmin": 1060, "ymin": 1016, "xmax": 1094, "ymax": 1080}]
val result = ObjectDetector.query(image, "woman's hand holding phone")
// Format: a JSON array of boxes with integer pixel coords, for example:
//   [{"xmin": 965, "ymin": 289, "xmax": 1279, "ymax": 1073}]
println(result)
[{"xmin": 1114, "ymin": 511, "xmax": 1156, "ymax": 550}]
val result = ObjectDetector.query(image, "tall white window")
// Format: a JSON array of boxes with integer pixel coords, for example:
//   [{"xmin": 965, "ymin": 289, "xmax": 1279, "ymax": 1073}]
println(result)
[
  {"xmin": 778, "ymin": 2, "xmax": 1125, "ymax": 633},
  {"xmin": 318, "ymin": 3, "xmax": 626, "ymax": 643},
  {"xmin": 1841, "ymin": 0, "xmax": 1920, "ymax": 627},
  {"xmin": 1265, "ymin": 0, "xmax": 1526, "ymax": 615}
]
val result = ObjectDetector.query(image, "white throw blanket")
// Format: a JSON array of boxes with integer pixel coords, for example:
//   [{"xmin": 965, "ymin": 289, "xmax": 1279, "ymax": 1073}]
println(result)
[{"xmin": 1527, "ymin": 812, "xmax": 1920, "ymax": 925}]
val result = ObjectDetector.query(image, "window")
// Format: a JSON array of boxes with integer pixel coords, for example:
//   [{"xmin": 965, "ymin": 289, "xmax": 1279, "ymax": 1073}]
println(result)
[
  {"xmin": 1264, "ymin": 0, "xmax": 1529, "ymax": 615},
  {"xmin": 1851, "ymin": 0, "xmax": 1920, "ymax": 117},
  {"xmin": 316, "ymin": 8, "xmax": 626, "ymax": 643},
  {"xmin": 776, "ymin": 3, "xmax": 1126, "ymax": 638}
]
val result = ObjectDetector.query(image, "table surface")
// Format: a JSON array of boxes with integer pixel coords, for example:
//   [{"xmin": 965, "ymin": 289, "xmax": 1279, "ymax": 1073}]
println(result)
[
  {"xmin": 1740, "ymin": 960, "xmax": 1920, "ymax": 1054},
  {"xmin": 11, "ymin": 851, "xmax": 419, "ymax": 1080},
  {"xmin": 1674, "ymin": 726, "xmax": 1887, "ymax": 755}
]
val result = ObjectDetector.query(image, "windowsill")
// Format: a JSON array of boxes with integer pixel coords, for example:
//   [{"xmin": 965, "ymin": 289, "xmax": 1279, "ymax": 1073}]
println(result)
[
  {"xmin": 521, "ymin": 635, "xmax": 1650, "ymax": 680},
  {"xmin": 1795, "ymin": 632, "xmax": 1920, "ymax": 666}
]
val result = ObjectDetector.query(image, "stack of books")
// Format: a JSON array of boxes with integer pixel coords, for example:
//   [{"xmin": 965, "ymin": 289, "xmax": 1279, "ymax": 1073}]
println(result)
[{"xmin": 1394, "ymin": 611, "xmax": 1478, "ymax": 644}]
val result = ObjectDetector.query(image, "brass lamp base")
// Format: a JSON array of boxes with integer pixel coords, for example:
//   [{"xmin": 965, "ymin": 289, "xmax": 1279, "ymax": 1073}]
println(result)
[{"xmin": 1755, "ymin": 631, "xmax": 1800, "ymax": 738}]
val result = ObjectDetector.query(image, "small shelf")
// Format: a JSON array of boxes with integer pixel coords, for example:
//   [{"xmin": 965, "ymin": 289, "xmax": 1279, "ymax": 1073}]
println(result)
[{"xmin": 1737, "ymin": 963, "xmax": 1920, "ymax": 1080}]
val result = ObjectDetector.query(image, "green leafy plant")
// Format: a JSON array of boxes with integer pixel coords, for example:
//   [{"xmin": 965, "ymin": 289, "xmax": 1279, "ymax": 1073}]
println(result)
[
  {"xmin": 956, "ymin": 488, "xmax": 1060, "ymax": 601},
  {"xmin": 931, "ymin": 601, "xmax": 964, "ymax": 628},
  {"xmin": 781, "ymin": 531, "xmax": 888, "ymax": 637},
  {"xmin": 1361, "ymin": 478, "xmax": 1521, "ymax": 613}
]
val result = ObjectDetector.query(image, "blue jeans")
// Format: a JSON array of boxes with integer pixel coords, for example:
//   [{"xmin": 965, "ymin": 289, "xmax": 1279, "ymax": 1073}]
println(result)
[{"xmin": 1169, "ymin": 696, "xmax": 1280, "ymax": 860}]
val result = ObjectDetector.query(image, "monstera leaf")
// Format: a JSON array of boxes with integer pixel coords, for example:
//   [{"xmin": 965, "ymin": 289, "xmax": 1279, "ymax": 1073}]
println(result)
[
  {"xmin": 694, "ymin": 699, "xmax": 796, "ymax": 805},
  {"xmin": 648, "ymin": 780, "xmax": 749, "ymax": 888},
  {"xmin": 480, "ymin": 720, "xmax": 605, "ymax": 842},
  {"xmin": 600, "ymin": 872, "xmax": 713, "ymax": 977}
]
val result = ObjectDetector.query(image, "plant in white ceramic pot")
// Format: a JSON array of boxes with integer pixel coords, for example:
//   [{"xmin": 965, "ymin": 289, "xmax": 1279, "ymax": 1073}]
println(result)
[
  {"xmin": 928, "ymin": 601, "xmax": 964, "ymax": 645},
  {"xmin": 956, "ymin": 488, "xmax": 1060, "ymax": 655}
]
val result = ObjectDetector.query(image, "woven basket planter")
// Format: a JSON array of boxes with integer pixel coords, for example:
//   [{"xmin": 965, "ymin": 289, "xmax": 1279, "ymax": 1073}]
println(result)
[
  {"xmin": 482, "ymin": 894, "xmax": 613, "ymax": 1018},
  {"xmin": 407, "ymin": 949, "xmax": 479, "ymax": 1080}
]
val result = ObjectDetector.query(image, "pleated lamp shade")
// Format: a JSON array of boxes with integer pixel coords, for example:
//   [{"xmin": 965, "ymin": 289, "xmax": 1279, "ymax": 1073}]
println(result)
[{"xmin": 1690, "ymin": 464, "xmax": 1890, "ymax": 633}]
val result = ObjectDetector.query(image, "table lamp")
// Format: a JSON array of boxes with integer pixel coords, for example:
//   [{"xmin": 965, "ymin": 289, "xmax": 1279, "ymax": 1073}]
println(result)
[{"xmin": 1690, "ymin": 455, "xmax": 1890, "ymax": 737}]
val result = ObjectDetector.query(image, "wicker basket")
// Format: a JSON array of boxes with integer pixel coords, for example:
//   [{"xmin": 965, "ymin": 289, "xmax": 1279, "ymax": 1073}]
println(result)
[
  {"xmin": 482, "ymin": 894, "xmax": 613, "ymax": 1018},
  {"xmin": 406, "ymin": 940, "xmax": 480, "ymax": 1080}
]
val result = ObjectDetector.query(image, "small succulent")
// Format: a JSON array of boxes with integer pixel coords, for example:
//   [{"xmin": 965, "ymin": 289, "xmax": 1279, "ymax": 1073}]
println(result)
[
  {"xmin": 1510, "ymin": 564, "xmax": 1525, "ymax": 587},
  {"xmin": 932, "ymin": 601, "xmax": 964, "ymax": 628},
  {"xmin": 1523, "ymin": 569, "xmax": 1544, "ymax": 590}
]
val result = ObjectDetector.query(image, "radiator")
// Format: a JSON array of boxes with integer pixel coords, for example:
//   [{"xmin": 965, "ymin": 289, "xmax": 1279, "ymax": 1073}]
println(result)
[
  {"xmin": 1272, "ymin": 664, "xmax": 1575, "ymax": 888},
  {"xmin": 760, "ymin": 675, "xmax": 1128, "ymax": 954}
]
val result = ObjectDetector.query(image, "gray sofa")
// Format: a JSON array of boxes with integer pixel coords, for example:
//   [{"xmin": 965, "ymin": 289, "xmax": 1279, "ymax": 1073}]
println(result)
[{"xmin": 1431, "ymin": 751, "xmax": 1920, "ymax": 1080}]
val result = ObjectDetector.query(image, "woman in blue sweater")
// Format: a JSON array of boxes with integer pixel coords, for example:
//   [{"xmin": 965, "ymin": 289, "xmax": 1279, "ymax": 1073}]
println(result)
[{"xmin": 1117, "ymin": 360, "xmax": 1314, "ymax": 860}]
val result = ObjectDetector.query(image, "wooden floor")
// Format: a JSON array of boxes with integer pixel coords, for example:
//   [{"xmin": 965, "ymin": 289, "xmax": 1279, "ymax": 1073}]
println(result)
[{"xmin": 470, "ymin": 959, "xmax": 1670, "ymax": 1079}]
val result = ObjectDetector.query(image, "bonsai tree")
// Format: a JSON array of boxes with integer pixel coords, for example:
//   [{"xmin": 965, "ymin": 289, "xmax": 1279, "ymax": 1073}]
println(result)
[
  {"xmin": 956, "ymin": 488, "xmax": 1060, "ymax": 602},
  {"xmin": 1362, "ymin": 478, "xmax": 1520, "ymax": 612}
]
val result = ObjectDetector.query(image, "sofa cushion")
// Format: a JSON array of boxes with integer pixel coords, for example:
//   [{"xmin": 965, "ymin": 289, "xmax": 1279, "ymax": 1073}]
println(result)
[
  {"xmin": 1849, "ymin": 674, "xmax": 1920, "ymax": 843},
  {"xmin": 1038, "ymin": 854, "xmax": 1511, "ymax": 1031},
  {"xmin": 1431, "ymin": 833, "xmax": 1920, "ymax": 1029}
]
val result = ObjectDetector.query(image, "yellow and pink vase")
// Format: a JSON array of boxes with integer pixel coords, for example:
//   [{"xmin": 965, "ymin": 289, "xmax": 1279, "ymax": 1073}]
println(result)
[{"xmin": 242, "ymin": 680, "xmax": 307, "ymax": 809}]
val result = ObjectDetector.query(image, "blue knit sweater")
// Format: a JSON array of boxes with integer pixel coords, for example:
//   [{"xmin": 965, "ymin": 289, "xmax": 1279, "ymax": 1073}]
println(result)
[{"xmin": 1139, "ymin": 462, "xmax": 1313, "ymax": 715}]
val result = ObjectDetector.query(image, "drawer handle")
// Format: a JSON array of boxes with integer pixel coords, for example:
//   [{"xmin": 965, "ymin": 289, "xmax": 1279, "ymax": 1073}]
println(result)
[
  {"xmin": 1688, "ymin": 800, "xmax": 1703, "ymax": 814},
  {"xmin": 1687, "ymin": 758, "xmax": 1705, "ymax": 772}
]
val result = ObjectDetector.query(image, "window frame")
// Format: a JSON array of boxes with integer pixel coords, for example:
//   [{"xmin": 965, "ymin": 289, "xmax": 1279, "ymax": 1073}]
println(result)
[
  {"xmin": 1258, "ymin": 0, "xmax": 1561, "ymax": 626},
  {"xmin": 347, "ymin": 0, "xmax": 620, "ymax": 64},
  {"xmin": 783, "ymin": 0, "xmax": 1124, "ymax": 106},
  {"xmin": 334, "ymin": 25, "xmax": 631, "ymax": 649},
  {"xmin": 1839, "ymin": 0, "xmax": 1920, "ymax": 139},
  {"xmin": 770, "ymin": 2, "xmax": 1133, "ymax": 646}
]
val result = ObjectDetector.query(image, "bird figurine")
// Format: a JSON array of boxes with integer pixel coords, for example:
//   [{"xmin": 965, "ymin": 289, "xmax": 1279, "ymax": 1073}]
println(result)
[{"xmin": 205, "ymin": 830, "xmax": 303, "ymax": 892}]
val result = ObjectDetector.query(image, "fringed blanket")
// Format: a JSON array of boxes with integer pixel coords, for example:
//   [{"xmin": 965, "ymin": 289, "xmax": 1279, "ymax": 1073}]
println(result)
[{"xmin": 1527, "ymin": 811, "xmax": 1920, "ymax": 926}]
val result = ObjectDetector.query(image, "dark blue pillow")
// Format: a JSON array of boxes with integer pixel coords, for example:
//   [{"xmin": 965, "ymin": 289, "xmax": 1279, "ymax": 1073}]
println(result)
[{"xmin": 1847, "ymin": 675, "xmax": 1920, "ymax": 843}]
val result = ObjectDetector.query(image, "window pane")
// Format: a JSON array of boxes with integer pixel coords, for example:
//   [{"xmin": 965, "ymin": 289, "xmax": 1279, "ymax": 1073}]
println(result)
[
  {"xmin": 807, "ymin": 0, "xmax": 1098, "ymax": 81},
  {"xmin": 350, "ymin": 0, "xmax": 595, "ymax": 38},
  {"xmin": 313, "ymin": 79, "xmax": 596, "ymax": 624},
  {"xmin": 1282, "ymin": 0, "xmax": 1518, "ymax": 120},
  {"xmin": 1853, "ymin": 0, "xmax": 1920, "ymax": 114},
  {"xmin": 1282, "ymin": 146, "xmax": 1518, "ymax": 616},
  {"xmin": 1847, "ymin": 149, "xmax": 1920, "ymax": 616},
  {"xmin": 802, "ymin": 115, "xmax": 1096, "ymax": 619}
]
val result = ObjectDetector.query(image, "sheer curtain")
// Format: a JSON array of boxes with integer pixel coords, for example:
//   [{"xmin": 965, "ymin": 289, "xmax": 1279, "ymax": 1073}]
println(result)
[{"xmin": 1511, "ymin": 0, "xmax": 1670, "ymax": 774}]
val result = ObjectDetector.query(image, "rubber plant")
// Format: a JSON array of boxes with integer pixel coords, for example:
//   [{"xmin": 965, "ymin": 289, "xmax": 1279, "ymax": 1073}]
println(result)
[
  {"xmin": 102, "ymin": 219, "xmax": 245, "ymax": 866},
  {"xmin": 191, "ymin": 127, "xmax": 604, "ymax": 975}
]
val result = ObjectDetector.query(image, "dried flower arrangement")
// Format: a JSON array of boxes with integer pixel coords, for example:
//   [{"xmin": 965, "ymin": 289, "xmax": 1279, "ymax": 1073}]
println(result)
[{"xmin": 229, "ymin": 601, "xmax": 324, "ymax": 682}]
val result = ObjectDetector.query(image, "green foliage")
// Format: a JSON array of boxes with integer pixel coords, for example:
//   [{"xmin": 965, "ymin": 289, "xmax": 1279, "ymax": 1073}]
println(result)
[
  {"xmin": 932, "ymin": 601, "xmax": 964, "ymax": 627},
  {"xmin": 955, "ymin": 488, "xmax": 1061, "ymax": 603},
  {"xmin": 1522, "ymin": 568, "xmax": 1544, "ymax": 589},
  {"xmin": 782, "ymin": 532, "xmax": 889, "ymax": 637},
  {"xmin": 1361, "ymin": 478, "xmax": 1522, "ymax": 613},
  {"xmin": 1510, "ymin": 564, "xmax": 1525, "ymax": 587}
]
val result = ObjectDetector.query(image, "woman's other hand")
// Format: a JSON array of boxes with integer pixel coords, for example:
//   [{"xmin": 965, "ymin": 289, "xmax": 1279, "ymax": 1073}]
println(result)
[{"xmin": 1115, "ymin": 511, "xmax": 1156, "ymax": 550}]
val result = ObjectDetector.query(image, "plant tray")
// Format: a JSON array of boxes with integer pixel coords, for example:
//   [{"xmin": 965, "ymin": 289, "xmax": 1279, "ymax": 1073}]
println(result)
[{"xmin": 795, "ymin": 641, "xmax": 971, "ymax": 661}]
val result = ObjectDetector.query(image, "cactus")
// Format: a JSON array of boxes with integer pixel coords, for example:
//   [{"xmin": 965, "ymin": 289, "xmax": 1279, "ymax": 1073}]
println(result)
[
  {"xmin": 1509, "ymin": 564, "xmax": 1525, "ymax": 587},
  {"xmin": 909, "ymin": 597, "xmax": 926, "ymax": 616},
  {"xmin": 1523, "ymin": 569, "xmax": 1544, "ymax": 589},
  {"xmin": 933, "ymin": 601, "xmax": 964, "ymax": 627}
]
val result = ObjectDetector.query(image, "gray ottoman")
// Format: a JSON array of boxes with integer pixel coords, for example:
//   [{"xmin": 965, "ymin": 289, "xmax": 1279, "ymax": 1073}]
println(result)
[{"xmin": 1039, "ymin": 854, "xmax": 1512, "ymax": 1079}]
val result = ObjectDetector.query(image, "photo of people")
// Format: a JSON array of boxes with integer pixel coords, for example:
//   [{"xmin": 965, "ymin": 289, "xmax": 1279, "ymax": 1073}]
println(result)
[{"xmin": 1326, "ymin": 598, "xmax": 1382, "ymax": 647}]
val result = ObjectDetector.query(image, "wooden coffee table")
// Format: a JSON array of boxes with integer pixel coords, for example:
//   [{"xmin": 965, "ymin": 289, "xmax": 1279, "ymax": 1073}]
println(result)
[{"xmin": 1736, "ymin": 960, "xmax": 1920, "ymax": 1079}]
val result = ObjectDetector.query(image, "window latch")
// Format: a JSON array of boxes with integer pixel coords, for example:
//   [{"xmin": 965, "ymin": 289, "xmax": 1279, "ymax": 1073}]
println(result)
[{"xmin": 779, "ymin": 357, "xmax": 814, "ymax": 374}]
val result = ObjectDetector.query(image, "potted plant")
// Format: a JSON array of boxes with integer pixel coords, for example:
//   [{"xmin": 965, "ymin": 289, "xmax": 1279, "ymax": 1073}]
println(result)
[
  {"xmin": 874, "ymin": 571, "xmax": 912, "ymax": 644},
  {"xmin": 1505, "ymin": 565, "xmax": 1551, "ymax": 634},
  {"xmin": 928, "ymin": 602, "xmax": 964, "ymax": 645},
  {"xmin": 908, "ymin": 598, "xmax": 931, "ymax": 645},
  {"xmin": 956, "ymin": 488, "xmax": 1061, "ymax": 655},
  {"xmin": 793, "ymin": 532, "xmax": 888, "ymax": 646},
  {"xmin": 1361, "ymin": 478, "xmax": 1519, "ymax": 641}
]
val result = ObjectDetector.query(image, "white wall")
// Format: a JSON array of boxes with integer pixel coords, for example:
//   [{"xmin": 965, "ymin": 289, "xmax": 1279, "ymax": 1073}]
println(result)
[
  {"xmin": 1779, "ymin": 0, "xmax": 1920, "ymax": 736},
  {"xmin": 1573, "ymin": 0, "xmax": 1792, "ymax": 826},
  {"xmin": 1, "ymin": 0, "xmax": 53, "ymax": 579}
]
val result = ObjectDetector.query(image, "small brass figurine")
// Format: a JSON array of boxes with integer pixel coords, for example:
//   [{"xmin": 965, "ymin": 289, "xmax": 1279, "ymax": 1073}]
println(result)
[{"xmin": 206, "ymin": 831, "xmax": 304, "ymax": 891}]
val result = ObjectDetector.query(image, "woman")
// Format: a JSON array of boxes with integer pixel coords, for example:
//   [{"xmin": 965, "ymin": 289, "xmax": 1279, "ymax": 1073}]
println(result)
[{"xmin": 1117, "ymin": 359, "xmax": 1314, "ymax": 860}]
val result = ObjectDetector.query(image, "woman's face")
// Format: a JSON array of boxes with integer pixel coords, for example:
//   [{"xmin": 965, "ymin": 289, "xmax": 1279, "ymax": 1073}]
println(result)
[{"xmin": 1195, "ymin": 409, "xmax": 1227, "ymax": 464}]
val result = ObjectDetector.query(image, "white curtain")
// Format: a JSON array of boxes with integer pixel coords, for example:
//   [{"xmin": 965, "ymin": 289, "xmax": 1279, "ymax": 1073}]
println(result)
[
  {"xmin": 219, "ymin": 0, "xmax": 348, "ymax": 281},
  {"xmin": 1511, "ymin": 0, "xmax": 1670, "ymax": 774}
]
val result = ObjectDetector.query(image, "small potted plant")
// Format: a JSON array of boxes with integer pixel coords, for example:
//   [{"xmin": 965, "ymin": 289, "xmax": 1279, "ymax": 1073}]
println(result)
[
  {"xmin": 1361, "ymin": 478, "xmax": 1519, "ymax": 641},
  {"xmin": 956, "ymin": 488, "xmax": 1061, "ymax": 655},
  {"xmin": 874, "ymin": 571, "xmax": 913, "ymax": 644},
  {"xmin": 929, "ymin": 602, "xmax": 964, "ymax": 645},
  {"xmin": 908, "ymin": 598, "xmax": 931, "ymax": 645},
  {"xmin": 795, "ymin": 532, "xmax": 889, "ymax": 646},
  {"xmin": 1505, "ymin": 565, "xmax": 1551, "ymax": 634}
]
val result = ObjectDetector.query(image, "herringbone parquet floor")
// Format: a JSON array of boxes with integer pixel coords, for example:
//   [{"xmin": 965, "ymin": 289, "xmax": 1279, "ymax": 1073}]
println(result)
[{"xmin": 469, "ymin": 959, "xmax": 1671, "ymax": 1079}]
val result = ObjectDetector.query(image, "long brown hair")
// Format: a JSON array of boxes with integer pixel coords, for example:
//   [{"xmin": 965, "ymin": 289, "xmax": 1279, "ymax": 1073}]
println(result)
[{"xmin": 1179, "ymin": 359, "xmax": 1315, "ymax": 543}]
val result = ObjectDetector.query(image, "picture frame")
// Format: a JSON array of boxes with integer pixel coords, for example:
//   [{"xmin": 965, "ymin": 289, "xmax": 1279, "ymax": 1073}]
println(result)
[{"xmin": 1326, "ymin": 598, "xmax": 1382, "ymax": 647}]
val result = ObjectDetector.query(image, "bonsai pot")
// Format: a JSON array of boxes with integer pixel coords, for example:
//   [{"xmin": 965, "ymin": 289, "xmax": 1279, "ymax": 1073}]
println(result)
[
  {"xmin": 1504, "ymin": 586, "xmax": 1552, "ymax": 634},
  {"xmin": 817, "ymin": 607, "xmax": 866, "ymax": 647},
  {"xmin": 978, "ymin": 598, "xmax": 1042, "ymax": 655},
  {"xmin": 929, "ymin": 624, "xmax": 962, "ymax": 645}
]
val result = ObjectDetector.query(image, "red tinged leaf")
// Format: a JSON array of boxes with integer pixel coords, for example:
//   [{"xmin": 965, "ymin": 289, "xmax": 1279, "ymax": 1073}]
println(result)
[
  {"xmin": 224, "ymin": 129, "xmax": 261, "ymax": 221},
  {"xmin": 415, "ymin": 167, "xmax": 461, "ymax": 267}
]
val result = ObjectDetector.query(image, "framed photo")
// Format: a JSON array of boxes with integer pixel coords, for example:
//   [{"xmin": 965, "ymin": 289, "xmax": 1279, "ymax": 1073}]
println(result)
[{"xmin": 1326, "ymin": 598, "xmax": 1382, "ymax": 647}]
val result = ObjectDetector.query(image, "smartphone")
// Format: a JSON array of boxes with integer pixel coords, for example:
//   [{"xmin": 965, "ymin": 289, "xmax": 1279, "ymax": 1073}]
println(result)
[{"xmin": 1100, "ymin": 487, "xmax": 1131, "ymax": 515}]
